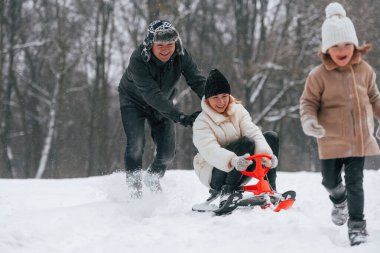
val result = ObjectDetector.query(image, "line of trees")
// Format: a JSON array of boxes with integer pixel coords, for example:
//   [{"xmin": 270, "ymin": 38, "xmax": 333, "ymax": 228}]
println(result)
[{"xmin": 1, "ymin": 0, "xmax": 379, "ymax": 178}]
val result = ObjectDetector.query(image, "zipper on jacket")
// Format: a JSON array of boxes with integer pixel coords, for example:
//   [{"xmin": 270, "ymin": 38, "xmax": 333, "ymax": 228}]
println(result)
[
  {"xmin": 351, "ymin": 110, "xmax": 356, "ymax": 136},
  {"xmin": 350, "ymin": 66, "xmax": 364, "ymax": 155}
]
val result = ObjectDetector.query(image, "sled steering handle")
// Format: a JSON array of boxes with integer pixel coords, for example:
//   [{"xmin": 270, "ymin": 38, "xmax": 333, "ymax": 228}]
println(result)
[
  {"xmin": 245, "ymin": 154, "xmax": 272, "ymax": 161},
  {"xmin": 241, "ymin": 153, "xmax": 272, "ymax": 178}
]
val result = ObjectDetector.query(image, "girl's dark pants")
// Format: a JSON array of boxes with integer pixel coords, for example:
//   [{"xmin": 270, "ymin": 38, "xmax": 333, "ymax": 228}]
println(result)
[
  {"xmin": 321, "ymin": 157, "xmax": 365, "ymax": 221},
  {"xmin": 210, "ymin": 131, "xmax": 279, "ymax": 191}
]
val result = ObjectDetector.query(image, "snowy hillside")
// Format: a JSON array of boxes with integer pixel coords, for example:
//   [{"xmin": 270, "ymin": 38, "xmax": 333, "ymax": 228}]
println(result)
[{"xmin": 1, "ymin": 170, "xmax": 379, "ymax": 253}]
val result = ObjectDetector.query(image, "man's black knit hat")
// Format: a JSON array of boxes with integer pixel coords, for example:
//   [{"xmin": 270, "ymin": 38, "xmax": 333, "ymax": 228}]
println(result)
[{"xmin": 205, "ymin": 69, "xmax": 231, "ymax": 99}]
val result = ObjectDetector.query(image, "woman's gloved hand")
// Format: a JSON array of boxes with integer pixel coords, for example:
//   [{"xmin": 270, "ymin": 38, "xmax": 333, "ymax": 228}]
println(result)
[{"xmin": 231, "ymin": 153, "xmax": 253, "ymax": 171}]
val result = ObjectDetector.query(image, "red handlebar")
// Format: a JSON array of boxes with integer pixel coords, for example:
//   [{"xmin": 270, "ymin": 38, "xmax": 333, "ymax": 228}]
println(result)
[
  {"xmin": 241, "ymin": 153, "xmax": 272, "ymax": 179},
  {"xmin": 245, "ymin": 153, "xmax": 272, "ymax": 161}
]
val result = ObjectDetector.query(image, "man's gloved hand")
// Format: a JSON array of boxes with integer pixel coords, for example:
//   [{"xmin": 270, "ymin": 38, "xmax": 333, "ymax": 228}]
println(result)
[
  {"xmin": 179, "ymin": 114, "xmax": 194, "ymax": 127},
  {"xmin": 179, "ymin": 111, "xmax": 202, "ymax": 127},
  {"xmin": 302, "ymin": 116, "xmax": 325, "ymax": 138},
  {"xmin": 190, "ymin": 111, "xmax": 201, "ymax": 121},
  {"xmin": 262, "ymin": 154, "xmax": 278, "ymax": 169},
  {"xmin": 231, "ymin": 153, "xmax": 253, "ymax": 171},
  {"xmin": 376, "ymin": 125, "xmax": 380, "ymax": 141}
]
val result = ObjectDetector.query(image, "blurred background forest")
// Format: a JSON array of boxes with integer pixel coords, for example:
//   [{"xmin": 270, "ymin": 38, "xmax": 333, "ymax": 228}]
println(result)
[{"xmin": 1, "ymin": 0, "xmax": 379, "ymax": 178}]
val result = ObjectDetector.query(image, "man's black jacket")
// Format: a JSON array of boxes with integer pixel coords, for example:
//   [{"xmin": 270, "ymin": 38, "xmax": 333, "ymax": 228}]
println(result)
[{"xmin": 118, "ymin": 44, "xmax": 205, "ymax": 122}]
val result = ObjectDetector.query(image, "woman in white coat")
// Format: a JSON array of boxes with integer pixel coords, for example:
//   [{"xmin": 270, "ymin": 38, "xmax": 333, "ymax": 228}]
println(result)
[{"xmin": 192, "ymin": 69, "xmax": 279, "ymax": 207}]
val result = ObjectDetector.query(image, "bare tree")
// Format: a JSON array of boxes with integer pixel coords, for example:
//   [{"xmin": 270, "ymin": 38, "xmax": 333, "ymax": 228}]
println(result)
[
  {"xmin": 34, "ymin": 1, "xmax": 85, "ymax": 178},
  {"xmin": 1, "ymin": 0, "xmax": 379, "ymax": 178},
  {"xmin": 0, "ymin": 0, "xmax": 6, "ymax": 177},
  {"xmin": 87, "ymin": 0, "xmax": 115, "ymax": 176},
  {"xmin": 0, "ymin": 0, "xmax": 23, "ymax": 178}
]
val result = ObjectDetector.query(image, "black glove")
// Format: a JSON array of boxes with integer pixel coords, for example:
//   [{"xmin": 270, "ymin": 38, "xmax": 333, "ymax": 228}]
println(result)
[
  {"xmin": 179, "ymin": 111, "xmax": 202, "ymax": 127},
  {"xmin": 179, "ymin": 114, "xmax": 194, "ymax": 127},
  {"xmin": 190, "ymin": 111, "xmax": 201, "ymax": 121}
]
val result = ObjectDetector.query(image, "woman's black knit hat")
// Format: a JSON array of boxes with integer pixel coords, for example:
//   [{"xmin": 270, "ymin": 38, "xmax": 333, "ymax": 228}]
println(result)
[{"xmin": 205, "ymin": 69, "xmax": 231, "ymax": 99}]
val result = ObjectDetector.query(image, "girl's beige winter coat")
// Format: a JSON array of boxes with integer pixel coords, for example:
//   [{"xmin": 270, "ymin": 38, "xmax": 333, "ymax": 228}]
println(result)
[
  {"xmin": 300, "ymin": 47, "xmax": 380, "ymax": 159},
  {"xmin": 192, "ymin": 96, "xmax": 272, "ymax": 188}
]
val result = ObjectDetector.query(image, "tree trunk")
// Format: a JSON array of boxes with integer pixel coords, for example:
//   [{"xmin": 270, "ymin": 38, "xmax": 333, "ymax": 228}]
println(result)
[
  {"xmin": 35, "ymin": 74, "xmax": 60, "ymax": 178},
  {"xmin": 87, "ymin": 1, "xmax": 113, "ymax": 176},
  {"xmin": 0, "ymin": 0, "xmax": 22, "ymax": 178}
]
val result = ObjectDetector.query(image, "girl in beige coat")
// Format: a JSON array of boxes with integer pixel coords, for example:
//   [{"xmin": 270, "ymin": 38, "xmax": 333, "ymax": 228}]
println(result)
[
  {"xmin": 193, "ymin": 69, "xmax": 278, "ymax": 209},
  {"xmin": 300, "ymin": 2, "xmax": 380, "ymax": 246}
]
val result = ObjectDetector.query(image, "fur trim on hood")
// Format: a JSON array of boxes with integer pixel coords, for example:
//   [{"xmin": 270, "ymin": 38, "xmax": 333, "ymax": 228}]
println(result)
[{"xmin": 319, "ymin": 43, "xmax": 372, "ymax": 71}]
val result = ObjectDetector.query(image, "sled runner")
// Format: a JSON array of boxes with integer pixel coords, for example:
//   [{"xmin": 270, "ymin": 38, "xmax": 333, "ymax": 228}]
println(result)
[{"xmin": 192, "ymin": 153, "xmax": 296, "ymax": 215}]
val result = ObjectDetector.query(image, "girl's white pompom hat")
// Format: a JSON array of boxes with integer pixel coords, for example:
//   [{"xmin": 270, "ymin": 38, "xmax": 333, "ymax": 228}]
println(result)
[{"xmin": 321, "ymin": 2, "xmax": 358, "ymax": 53}]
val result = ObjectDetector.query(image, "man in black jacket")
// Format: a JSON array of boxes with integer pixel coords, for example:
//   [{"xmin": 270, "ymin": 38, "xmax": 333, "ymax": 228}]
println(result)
[{"xmin": 118, "ymin": 20, "xmax": 205, "ymax": 198}]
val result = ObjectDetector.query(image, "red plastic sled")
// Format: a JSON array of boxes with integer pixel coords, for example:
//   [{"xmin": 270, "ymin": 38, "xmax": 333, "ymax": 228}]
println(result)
[{"xmin": 241, "ymin": 154, "xmax": 295, "ymax": 212}]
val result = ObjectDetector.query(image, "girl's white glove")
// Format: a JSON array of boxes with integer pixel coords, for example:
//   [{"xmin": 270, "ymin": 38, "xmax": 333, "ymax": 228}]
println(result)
[
  {"xmin": 376, "ymin": 125, "xmax": 380, "ymax": 140},
  {"xmin": 302, "ymin": 116, "xmax": 325, "ymax": 138}
]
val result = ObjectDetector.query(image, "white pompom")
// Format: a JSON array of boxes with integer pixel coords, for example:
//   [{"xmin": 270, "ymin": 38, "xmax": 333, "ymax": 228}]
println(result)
[{"xmin": 325, "ymin": 2, "xmax": 346, "ymax": 18}]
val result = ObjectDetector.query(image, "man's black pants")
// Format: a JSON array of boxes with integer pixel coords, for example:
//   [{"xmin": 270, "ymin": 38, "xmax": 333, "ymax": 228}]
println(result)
[{"xmin": 120, "ymin": 104, "xmax": 175, "ymax": 177}]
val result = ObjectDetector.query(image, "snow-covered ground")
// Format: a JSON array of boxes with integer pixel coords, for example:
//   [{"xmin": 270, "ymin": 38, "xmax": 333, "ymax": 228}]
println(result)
[{"xmin": 0, "ymin": 170, "xmax": 379, "ymax": 253}]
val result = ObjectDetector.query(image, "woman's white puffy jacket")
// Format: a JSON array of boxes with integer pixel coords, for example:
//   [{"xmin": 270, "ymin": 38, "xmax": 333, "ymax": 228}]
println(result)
[{"xmin": 192, "ymin": 96, "xmax": 273, "ymax": 188}]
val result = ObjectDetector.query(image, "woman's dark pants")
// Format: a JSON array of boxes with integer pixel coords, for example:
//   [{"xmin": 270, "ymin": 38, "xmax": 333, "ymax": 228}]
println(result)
[{"xmin": 210, "ymin": 131, "xmax": 279, "ymax": 191}]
